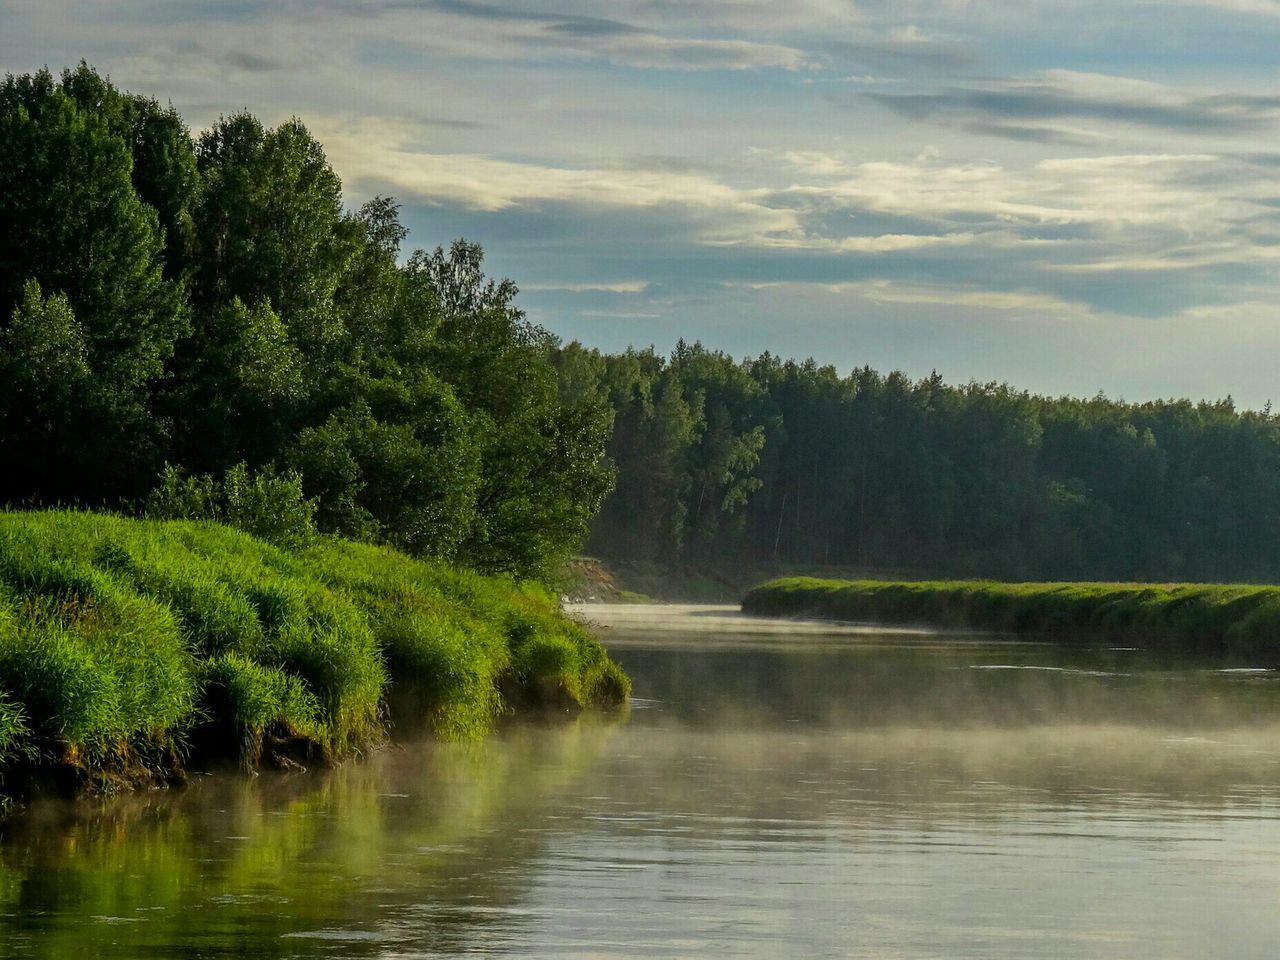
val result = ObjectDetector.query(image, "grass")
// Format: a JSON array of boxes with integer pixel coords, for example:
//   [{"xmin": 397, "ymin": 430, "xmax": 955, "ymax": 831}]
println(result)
[
  {"xmin": 0, "ymin": 510, "xmax": 628, "ymax": 800},
  {"xmin": 743, "ymin": 577, "xmax": 1280, "ymax": 656}
]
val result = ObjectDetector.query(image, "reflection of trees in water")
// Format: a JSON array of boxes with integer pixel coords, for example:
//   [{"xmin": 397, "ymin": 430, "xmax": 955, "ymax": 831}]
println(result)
[
  {"xmin": 0, "ymin": 718, "xmax": 621, "ymax": 959},
  {"xmin": 6, "ymin": 638, "xmax": 1280, "ymax": 957}
]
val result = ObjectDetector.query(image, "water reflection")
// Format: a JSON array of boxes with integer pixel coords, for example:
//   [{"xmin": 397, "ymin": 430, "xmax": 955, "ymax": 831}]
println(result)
[
  {"xmin": 3, "ymin": 603, "xmax": 1280, "ymax": 958},
  {"xmin": 0, "ymin": 723, "xmax": 624, "ymax": 958}
]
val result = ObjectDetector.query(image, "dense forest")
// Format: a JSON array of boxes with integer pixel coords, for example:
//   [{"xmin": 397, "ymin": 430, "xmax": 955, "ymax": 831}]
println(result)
[
  {"xmin": 0, "ymin": 65, "xmax": 612, "ymax": 581},
  {"xmin": 5, "ymin": 65, "xmax": 1280, "ymax": 588},
  {"xmin": 567, "ymin": 343, "xmax": 1280, "ymax": 583}
]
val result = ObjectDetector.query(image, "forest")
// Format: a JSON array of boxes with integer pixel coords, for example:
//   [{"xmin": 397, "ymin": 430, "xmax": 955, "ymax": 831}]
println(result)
[
  {"xmin": 4, "ymin": 64, "xmax": 1280, "ymax": 590},
  {"xmin": 0, "ymin": 65, "xmax": 612, "ymax": 583},
  {"xmin": 571, "ymin": 343, "xmax": 1280, "ymax": 583}
]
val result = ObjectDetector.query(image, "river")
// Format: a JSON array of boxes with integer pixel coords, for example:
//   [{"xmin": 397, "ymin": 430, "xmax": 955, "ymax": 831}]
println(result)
[{"xmin": 4, "ymin": 602, "xmax": 1280, "ymax": 958}]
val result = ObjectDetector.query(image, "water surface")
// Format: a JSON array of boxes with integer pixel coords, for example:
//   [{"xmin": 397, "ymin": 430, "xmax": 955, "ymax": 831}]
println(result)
[{"xmin": 5, "ymin": 603, "xmax": 1280, "ymax": 958}]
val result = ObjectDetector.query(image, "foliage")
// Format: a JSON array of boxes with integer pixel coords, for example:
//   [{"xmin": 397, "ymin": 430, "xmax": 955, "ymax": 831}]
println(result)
[
  {"xmin": 570, "ymin": 343, "xmax": 1280, "ymax": 583},
  {"xmin": 288, "ymin": 388, "xmax": 478, "ymax": 556},
  {"xmin": 0, "ymin": 66, "xmax": 610, "ymax": 579},
  {"xmin": 144, "ymin": 464, "xmax": 222, "ymax": 522},
  {"xmin": 0, "ymin": 511, "xmax": 628, "ymax": 801},
  {"xmin": 423, "ymin": 241, "xmax": 615, "ymax": 578},
  {"xmin": 0, "ymin": 69, "xmax": 187, "ymax": 503},
  {"xmin": 222, "ymin": 463, "xmax": 317, "ymax": 549},
  {"xmin": 146, "ymin": 462, "xmax": 317, "ymax": 548}
]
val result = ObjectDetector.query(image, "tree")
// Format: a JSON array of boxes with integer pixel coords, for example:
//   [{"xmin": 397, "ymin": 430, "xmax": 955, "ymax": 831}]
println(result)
[
  {"xmin": 289, "ymin": 386, "xmax": 479, "ymax": 557},
  {"xmin": 59, "ymin": 62, "xmax": 201, "ymax": 282},
  {"xmin": 191, "ymin": 113, "xmax": 358, "ymax": 353},
  {"xmin": 422, "ymin": 241, "xmax": 613, "ymax": 577},
  {"xmin": 0, "ymin": 70, "xmax": 187, "ymax": 501},
  {"xmin": 0, "ymin": 281, "xmax": 91, "ymax": 498}
]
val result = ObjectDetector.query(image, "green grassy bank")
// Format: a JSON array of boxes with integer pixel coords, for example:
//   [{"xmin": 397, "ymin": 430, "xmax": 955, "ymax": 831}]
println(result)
[
  {"xmin": 743, "ymin": 577, "xmax": 1280, "ymax": 656},
  {"xmin": 0, "ymin": 511, "xmax": 628, "ymax": 802}
]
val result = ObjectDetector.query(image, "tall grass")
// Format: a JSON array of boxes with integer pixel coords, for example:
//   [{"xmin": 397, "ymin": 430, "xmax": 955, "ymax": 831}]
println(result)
[
  {"xmin": 743, "ymin": 577, "xmax": 1280, "ymax": 656},
  {"xmin": 0, "ymin": 511, "xmax": 628, "ymax": 799}
]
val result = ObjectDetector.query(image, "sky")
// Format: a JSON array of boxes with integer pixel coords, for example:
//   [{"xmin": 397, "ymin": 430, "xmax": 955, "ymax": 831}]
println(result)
[{"xmin": 5, "ymin": 1, "xmax": 1280, "ymax": 406}]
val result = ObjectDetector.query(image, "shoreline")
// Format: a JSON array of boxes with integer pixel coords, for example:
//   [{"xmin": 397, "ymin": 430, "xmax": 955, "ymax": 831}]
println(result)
[
  {"xmin": 0, "ymin": 511, "xmax": 629, "ymax": 811},
  {"xmin": 742, "ymin": 576, "xmax": 1280, "ymax": 658}
]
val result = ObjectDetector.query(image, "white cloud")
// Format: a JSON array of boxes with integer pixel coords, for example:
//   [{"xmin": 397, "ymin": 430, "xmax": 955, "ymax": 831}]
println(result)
[
  {"xmin": 522, "ymin": 281, "xmax": 651, "ymax": 293},
  {"xmin": 732, "ymin": 279, "xmax": 1099, "ymax": 321},
  {"xmin": 851, "ymin": 281, "xmax": 1092, "ymax": 315},
  {"xmin": 777, "ymin": 150, "xmax": 1260, "ymax": 234},
  {"xmin": 1051, "ymin": 242, "xmax": 1280, "ymax": 272},
  {"xmin": 1149, "ymin": 0, "xmax": 1280, "ymax": 15},
  {"xmin": 760, "ymin": 232, "xmax": 980, "ymax": 253},
  {"xmin": 309, "ymin": 116, "xmax": 801, "ymax": 245}
]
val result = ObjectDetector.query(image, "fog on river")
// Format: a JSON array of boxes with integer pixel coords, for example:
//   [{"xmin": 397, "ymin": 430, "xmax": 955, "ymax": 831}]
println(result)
[{"xmin": 3, "ymin": 603, "xmax": 1280, "ymax": 959}]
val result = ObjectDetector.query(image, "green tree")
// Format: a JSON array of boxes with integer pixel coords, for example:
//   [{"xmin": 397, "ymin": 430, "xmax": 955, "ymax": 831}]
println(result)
[
  {"xmin": 422, "ymin": 241, "xmax": 613, "ymax": 577},
  {"xmin": 289, "ymin": 384, "xmax": 480, "ymax": 558},
  {"xmin": 0, "ymin": 71, "xmax": 187, "ymax": 501},
  {"xmin": 59, "ymin": 62, "xmax": 201, "ymax": 282},
  {"xmin": 191, "ymin": 113, "xmax": 358, "ymax": 353}
]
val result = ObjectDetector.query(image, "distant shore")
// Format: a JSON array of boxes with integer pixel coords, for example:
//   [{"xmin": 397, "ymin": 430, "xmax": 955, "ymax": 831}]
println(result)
[{"xmin": 742, "ymin": 577, "xmax": 1280, "ymax": 657}]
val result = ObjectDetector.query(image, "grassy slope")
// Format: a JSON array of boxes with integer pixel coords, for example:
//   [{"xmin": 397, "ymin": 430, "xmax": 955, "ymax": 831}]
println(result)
[
  {"xmin": 743, "ymin": 577, "xmax": 1280, "ymax": 655},
  {"xmin": 0, "ymin": 511, "xmax": 627, "ymax": 797}
]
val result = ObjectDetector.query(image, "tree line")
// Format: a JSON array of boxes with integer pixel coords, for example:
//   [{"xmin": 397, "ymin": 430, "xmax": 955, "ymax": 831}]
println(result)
[
  {"xmin": 562, "ymin": 342, "xmax": 1280, "ymax": 583},
  {"xmin": 0, "ymin": 65, "xmax": 612, "ymax": 580},
  {"xmin": 6, "ymin": 65, "xmax": 1278, "ymax": 586}
]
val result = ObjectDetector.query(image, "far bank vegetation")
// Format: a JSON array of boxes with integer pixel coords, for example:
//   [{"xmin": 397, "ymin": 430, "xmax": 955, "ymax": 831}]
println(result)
[{"xmin": 744, "ymin": 577, "xmax": 1280, "ymax": 656}]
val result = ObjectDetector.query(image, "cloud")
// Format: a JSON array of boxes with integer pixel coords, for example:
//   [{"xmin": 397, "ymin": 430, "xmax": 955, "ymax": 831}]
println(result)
[
  {"xmin": 309, "ymin": 116, "xmax": 802, "ymax": 245},
  {"xmin": 221, "ymin": 50, "xmax": 282, "ymax": 73},
  {"xmin": 863, "ymin": 70, "xmax": 1280, "ymax": 139},
  {"xmin": 356, "ymin": 0, "xmax": 813, "ymax": 70},
  {"xmin": 577, "ymin": 309, "xmax": 665, "ymax": 319},
  {"xmin": 522, "ymin": 281, "xmax": 651, "ymax": 293},
  {"xmin": 742, "ymin": 279, "xmax": 1096, "ymax": 316},
  {"xmin": 420, "ymin": 0, "xmax": 866, "ymax": 35},
  {"xmin": 553, "ymin": 33, "xmax": 809, "ymax": 70},
  {"xmin": 1050, "ymin": 241, "xmax": 1280, "ymax": 272},
  {"xmin": 775, "ymin": 151, "xmax": 1246, "ymax": 232},
  {"xmin": 1151, "ymin": 0, "xmax": 1280, "ymax": 15},
  {"xmin": 956, "ymin": 120, "xmax": 1112, "ymax": 147},
  {"xmin": 329, "ymin": 125, "xmax": 1280, "ymax": 309},
  {"xmin": 820, "ymin": 36, "xmax": 976, "ymax": 74},
  {"xmin": 759, "ymin": 232, "xmax": 980, "ymax": 253}
]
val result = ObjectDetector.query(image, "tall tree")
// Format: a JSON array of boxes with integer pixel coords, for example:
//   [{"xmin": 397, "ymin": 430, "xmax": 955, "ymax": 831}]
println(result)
[
  {"xmin": 0, "ymin": 69, "xmax": 187, "ymax": 501},
  {"xmin": 423, "ymin": 241, "xmax": 613, "ymax": 577}
]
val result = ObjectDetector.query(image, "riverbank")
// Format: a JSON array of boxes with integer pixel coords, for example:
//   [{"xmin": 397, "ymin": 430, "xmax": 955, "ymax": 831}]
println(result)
[
  {"xmin": 742, "ymin": 577, "xmax": 1280, "ymax": 656},
  {"xmin": 0, "ymin": 511, "xmax": 628, "ymax": 805}
]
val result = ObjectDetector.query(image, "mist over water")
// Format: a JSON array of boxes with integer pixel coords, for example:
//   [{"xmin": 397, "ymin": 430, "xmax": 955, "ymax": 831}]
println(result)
[{"xmin": 5, "ymin": 603, "xmax": 1280, "ymax": 958}]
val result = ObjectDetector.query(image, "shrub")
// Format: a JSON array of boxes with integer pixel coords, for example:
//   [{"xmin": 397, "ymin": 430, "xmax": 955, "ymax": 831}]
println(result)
[
  {"xmin": 146, "ymin": 463, "xmax": 317, "ymax": 548},
  {"xmin": 222, "ymin": 463, "xmax": 316, "ymax": 549},
  {"xmin": 145, "ymin": 464, "xmax": 221, "ymax": 522}
]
